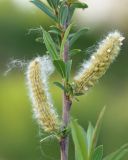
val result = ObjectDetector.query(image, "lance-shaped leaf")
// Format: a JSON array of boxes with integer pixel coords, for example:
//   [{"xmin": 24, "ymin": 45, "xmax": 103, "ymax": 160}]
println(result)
[
  {"xmin": 53, "ymin": 60, "xmax": 66, "ymax": 78},
  {"xmin": 53, "ymin": 82, "xmax": 65, "ymax": 91},
  {"xmin": 42, "ymin": 28, "xmax": 59, "ymax": 60},
  {"xmin": 87, "ymin": 122, "xmax": 94, "ymax": 153},
  {"xmin": 71, "ymin": 119, "xmax": 88, "ymax": 160},
  {"xmin": 49, "ymin": 25, "xmax": 62, "ymax": 36},
  {"xmin": 93, "ymin": 145, "xmax": 103, "ymax": 160},
  {"xmin": 47, "ymin": 0, "xmax": 60, "ymax": 9},
  {"xmin": 60, "ymin": 23, "xmax": 73, "ymax": 55},
  {"xmin": 88, "ymin": 107, "xmax": 106, "ymax": 159},
  {"xmin": 67, "ymin": 6, "xmax": 75, "ymax": 23},
  {"xmin": 71, "ymin": 2, "xmax": 88, "ymax": 9},
  {"xmin": 69, "ymin": 49, "xmax": 82, "ymax": 57},
  {"xmin": 59, "ymin": 5, "xmax": 69, "ymax": 26},
  {"xmin": 31, "ymin": 0, "xmax": 57, "ymax": 21},
  {"xmin": 70, "ymin": 27, "xmax": 89, "ymax": 47},
  {"xmin": 103, "ymin": 144, "xmax": 128, "ymax": 160},
  {"xmin": 47, "ymin": 0, "xmax": 53, "ymax": 7}
]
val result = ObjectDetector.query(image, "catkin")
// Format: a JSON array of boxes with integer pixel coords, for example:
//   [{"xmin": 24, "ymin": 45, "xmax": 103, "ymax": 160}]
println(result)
[
  {"xmin": 27, "ymin": 56, "xmax": 59, "ymax": 133},
  {"xmin": 74, "ymin": 31, "xmax": 125, "ymax": 93}
]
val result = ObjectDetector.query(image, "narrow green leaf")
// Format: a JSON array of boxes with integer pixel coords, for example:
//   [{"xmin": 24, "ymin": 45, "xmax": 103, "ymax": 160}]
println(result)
[
  {"xmin": 31, "ymin": 0, "xmax": 57, "ymax": 21},
  {"xmin": 50, "ymin": 25, "xmax": 62, "ymax": 31},
  {"xmin": 65, "ymin": 60, "xmax": 72, "ymax": 81},
  {"xmin": 49, "ymin": 25, "xmax": 62, "ymax": 36},
  {"xmin": 75, "ymin": 151, "xmax": 80, "ymax": 160},
  {"xmin": 87, "ymin": 122, "xmax": 94, "ymax": 153},
  {"xmin": 47, "ymin": 0, "xmax": 53, "ymax": 7},
  {"xmin": 115, "ymin": 149, "xmax": 128, "ymax": 160},
  {"xmin": 59, "ymin": 5, "xmax": 69, "ymax": 26},
  {"xmin": 70, "ymin": 27, "xmax": 89, "ymax": 47},
  {"xmin": 71, "ymin": 2, "xmax": 88, "ymax": 9},
  {"xmin": 53, "ymin": 60, "xmax": 66, "ymax": 78},
  {"xmin": 60, "ymin": 23, "xmax": 73, "ymax": 55},
  {"xmin": 47, "ymin": 0, "xmax": 59, "ymax": 8},
  {"xmin": 53, "ymin": 0, "xmax": 60, "ymax": 8},
  {"xmin": 71, "ymin": 119, "xmax": 88, "ymax": 160},
  {"xmin": 93, "ymin": 145, "xmax": 103, "ymax": 160},
  {"xmin": 42, "ymin": 28, "xmax": 58, "ymax": 60},
  {"xmin": 92, "ymin": 107, "xmax": 106, "ymax": 147},
  {"xmin": 67, "ymin": 5, "xmax": 75, "ymax": 23},
  {"xmin": 89, "ymin": 107, "xmax": 106, "ymax": 159},
  {"xmin": 49, "ymin": 30, "xmax": 61, "ymax": 36},
  {"xmin": 103, "ymin": 144, "xmax": 128, "ymax": 160},
  {"xmin": 55, "ymin": 0, "xmax": 60, "ymax": 7},
  {"xmin": 70, "ymin": 49, "xmax": 82, "ymax": 57},
  {"xmin": 53, "ymin": 82, "xmax": 65, "ymax": 91}
]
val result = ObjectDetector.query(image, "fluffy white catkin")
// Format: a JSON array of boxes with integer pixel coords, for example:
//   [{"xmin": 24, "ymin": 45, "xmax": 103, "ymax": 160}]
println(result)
[
  {"xmin": 27, "ymin": 56, "xmax": 59, "ymax": 133},
  {"xmin": 74, "ymin": 31, "xmax": 125, "ymax": 93}
]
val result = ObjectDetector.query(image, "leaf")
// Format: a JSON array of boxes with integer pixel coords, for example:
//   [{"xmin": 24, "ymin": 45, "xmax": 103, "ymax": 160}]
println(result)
[
  {"xmin": 60, "ymin": 23, "xmax": 73, "ymax": 55},
  {"xmin": 70, "ymin": 27, "xmax": 89, "ymax": 47},
  {"xmin": 89, "ymin": 107, "xmax": 106, "ymax": 159},
  {"xmin": 71, "ymin": 2, "xmax": 88, "ymax": 9},
  {"xmin": 103, "ymin": 144, "xmax": 128, "ymax": 160},
  {"xmin": 47, "ymin": 0, "xmax": 60, "ymax": 8},
  {"xmin": 93, "ymin": 145, "xmax": 103, "ymax": 160},
  {"xmin": 92, "ymin": 107, "xmax": 106, "ymax": 147},
  {"xmin": 53, "ymin": 60, "xmax": 66, "ymax": 78},
  {"xmin": 49, "ymin": 25, "xmax": 62, "ymax": 36},
  {"xmin": 75, "ymin": 151, "xmax": 80, "ymax": 160},
  {"xmin": 70, "ymin": 49, "xmax": 82, "ymax": 57},
  {"xmin": 65, "ymin": 60, "xmax": 72, "ymax": 81},
  {"xmin": 53, "ymin": 0, "xmax": 60, "ymax": 8},
  {"xmin": 87, "ymin": 122, "xmax": 94, "ymax": 152},
  {"xmin": 47, "ymin": 0, "xmax": 53, "ymax": 7},
  {"xmin": 42, "ymin": 28, "xmax": 59, "ymax": 60},
  {"xmin": 59, "ymin": 5, "xmax": 69, "ymax": 26},
  {"xmin": 31, "ymin": 0, "xmax": 57, "ymax": 21},
  {"xmin": 53, "ymin": 82, "xmax": 65, "ymax": 91},
  {"xmin": 67, "ymin": 6, "xmax": 75, "ymax": 23},
  {"xmin": 71, "ymin": 119, "xmax": 88, "ymax": 160},
  {"xmin": 49, "ymin": 29, "xmax": 61, "ymax": 36}
]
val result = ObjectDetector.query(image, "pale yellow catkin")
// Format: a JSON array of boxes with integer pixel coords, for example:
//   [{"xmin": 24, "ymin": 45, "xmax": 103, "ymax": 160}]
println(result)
[
  {"xmin": 74, "ymin": 31, "xmax": 125, "ymax": 93},
  {"xmin": 27, "ymin": 57, "xmax": 59, "ymax": 133}
]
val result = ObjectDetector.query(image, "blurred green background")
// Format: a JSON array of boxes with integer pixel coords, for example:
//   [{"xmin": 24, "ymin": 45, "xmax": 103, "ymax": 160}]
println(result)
[{"xmin": 0, "ymin": 0, "xmax": 128, "ymax": 160}]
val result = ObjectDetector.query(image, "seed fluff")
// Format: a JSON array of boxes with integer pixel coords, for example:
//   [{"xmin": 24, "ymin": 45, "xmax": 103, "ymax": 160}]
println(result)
[
  {"xmin": 74, "ymin": 31, "xmax": 125, "ymax": 94},
  {"xmin": 27, "ymin": 55, "xmax": 59, "ymax": 133}
]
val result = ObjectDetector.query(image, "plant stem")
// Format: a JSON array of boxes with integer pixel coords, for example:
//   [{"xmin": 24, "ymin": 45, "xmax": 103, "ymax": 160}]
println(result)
[
  {"xmin": 60, "ymin": 41, "xmax": 72, "ymax": 160},
  {"xmin": 59, "ymin": 3, "xmax": 72, "ymax": 158},
  {"xmin": 60, "ymin": 136, "xmax": 69, "ymax": 160}
]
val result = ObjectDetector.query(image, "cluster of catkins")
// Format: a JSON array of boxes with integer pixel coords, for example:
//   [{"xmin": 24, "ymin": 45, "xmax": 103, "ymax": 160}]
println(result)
[{"xmin": 27, "ymin": 31, "xmax": 124, "ymax": 133}]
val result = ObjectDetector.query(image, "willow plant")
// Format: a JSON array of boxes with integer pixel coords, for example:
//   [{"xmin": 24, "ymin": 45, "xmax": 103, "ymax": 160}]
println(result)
[{"xmin": 26, "ymin": 0, "xmax": 128, "ymax": 160}]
